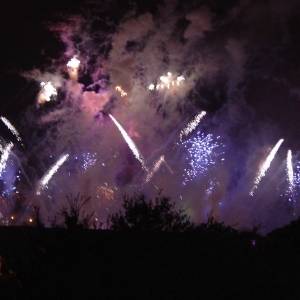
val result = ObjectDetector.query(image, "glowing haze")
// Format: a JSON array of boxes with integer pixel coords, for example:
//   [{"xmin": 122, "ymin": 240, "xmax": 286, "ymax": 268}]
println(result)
[{"xmin": 1, "ymin": 0, "xmax": 300, "ymax": 233}]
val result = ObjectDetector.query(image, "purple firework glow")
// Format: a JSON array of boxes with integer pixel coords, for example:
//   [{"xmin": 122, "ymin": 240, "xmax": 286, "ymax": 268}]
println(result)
[{"xmin": 0, "ymin": 0, "xmax": 300, "ymax": 233}]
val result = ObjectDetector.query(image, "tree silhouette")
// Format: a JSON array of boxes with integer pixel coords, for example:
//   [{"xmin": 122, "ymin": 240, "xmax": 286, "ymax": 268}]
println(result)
[
  {"xmin": 49, "ymin": 193, "xmax": 94, "ymax": 229},
  {"xmin": 108, "ymin": 193, "xmax": 194, "ymax": 232}
]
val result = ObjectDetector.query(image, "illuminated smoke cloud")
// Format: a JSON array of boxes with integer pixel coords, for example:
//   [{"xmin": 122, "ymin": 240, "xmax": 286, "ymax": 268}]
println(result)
[{"xmin": 250, "ymin": 139, "xmax": 284, "ymax": 196}]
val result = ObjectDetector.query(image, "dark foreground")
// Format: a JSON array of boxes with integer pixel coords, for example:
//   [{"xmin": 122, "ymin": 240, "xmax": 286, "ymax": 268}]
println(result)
[{"xmin": 1, "ymin": 225, "xmax": 300, "ymax": 300}]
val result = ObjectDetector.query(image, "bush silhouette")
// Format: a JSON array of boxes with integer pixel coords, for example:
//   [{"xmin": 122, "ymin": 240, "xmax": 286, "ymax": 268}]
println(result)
[
  {"xmin": 107, "ymin": 193, "xmax": 194, "ymax": 232},
  {"xmin": 49, "ymin": 193, "xmax": 94, "ymax": 229}
]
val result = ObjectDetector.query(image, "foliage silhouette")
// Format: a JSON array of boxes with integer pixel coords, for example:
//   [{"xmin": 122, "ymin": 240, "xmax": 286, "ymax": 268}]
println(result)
[
  {"xmin": 49, "ymin": 193, "xmax": 94, "ymax": 229},
  {"xmin": 107, "ymin": 193, "xmax": 194, "ymax": 232}
]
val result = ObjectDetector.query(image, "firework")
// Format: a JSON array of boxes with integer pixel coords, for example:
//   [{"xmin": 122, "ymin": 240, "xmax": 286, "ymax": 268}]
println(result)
[
  {"xmin": 143, "ymin": 155, "xmax": 165, "ymax": 185},
  {"xmin": 109, "ymin": 114, "xmax": 148, "ymax": 172},
  {"xmin": 67, "ymin": 55, "xmax": 80, "ymax": 80},
  {"xmin": 183, "ymin": 133, "xmax": 224, "ymax": 182},
  {"xmin": 148, "ymin": 72, "xmax": 185, "ymax": 91},
  {"xmin": 1, "ymin": 117, "xmax": 22, "ymax": 142},
  {"xmin": 38, "ymin": 82, "xmax": 57, "ymax": 104},
  {"xmin": 250, "ymin": 139, "xmax": 284, "ymax": 196},
  {"xmin": 0, "ymin": 142, "xmax": 13, "ymax": 177},
  {"xmin": 82, "ymin": 152, "xmax": 97, "ymax": 173},
  {"xmin": 36, "ymin": 154, "xmax": 69, "ymax": 195},
  {"xmin": 179, "ymin": 111, "xmax": 206, "ymax": 142},
  {"xmin": 286, "ymin": 150, "xmax": 294, "ymax": 196},
  {"xmin": 115, "ymin": 86, "xmax": 127, "ymax": 97}
]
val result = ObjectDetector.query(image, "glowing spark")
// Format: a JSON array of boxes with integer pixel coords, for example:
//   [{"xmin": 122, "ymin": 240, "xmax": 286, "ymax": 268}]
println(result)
[
  {"xmin": 149, "ymin": 72, "xmax": 185, "ymax": 91},
  {"xmin": 0, "ymin": 142, "xmax": 13, "ymax": 176},
  {"xmin": 115, "ymin": 86, "xmax": 127, "ymax": 97},
  {"xmin": 143, "ymin": 156, "xmax": 165, "ymax": 184},
  {"xmin": 179, "ymin": 111, "xmax": 206, "ymax": 142},
  {"xmin": 109, "ymin": 114, "xmax": 148, "ymax": 171},
  {"xmin": 39, "ymin": 82, "xmax": 57, "ymax": 103},
  {"xmin": 286, "ymin": 150, "xmax": 294, "ymax": 195},
  {"xmin": 183, "ymin": 133, "xmax": 224, "ymax": 182},
  {"xmin": 148, "ymin": 84, "xmax": 155, "ymax": 90},
  {"xmin": 67, "ymin": 56, "xmax": 80, "ymax": 80},
  {"xmin": 36, "ymin": 154, "xmax": 69, "ymax": 195},
  {"xmin": 250, "ymin": 139, "xmax": 284, "ymax": 196},
  {"xmin": 82, "ymin": 152, "xmax": 97, "ymax": 172},
  {"xmin": 67, "ymin": 56, "xmax": 80, "ymax": 69},
  {"xmin": 1, "ymin": 117, "xmax": 22, "ymax": 142}
]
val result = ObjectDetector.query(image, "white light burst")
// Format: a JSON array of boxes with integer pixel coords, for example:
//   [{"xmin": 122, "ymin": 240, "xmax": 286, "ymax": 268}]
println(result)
[
  {"xmin": 1, "ymin": 117, "xmax": 22, "ymax": 142},
  {"xmin": 39, "ymin": 82, "xmax": 57, "ymax": 103},
  {"xmin": 36, "ymin": 154, "xmax": 69, "ymax": 195},
  {"xmin": 67, "ymin": 56, "xmax": 80, "ymax": 80},
  {"xmin": 109, "ymin": 114, "xmax": 148, "ymax": 172},
  {"xmin": 148, "ymin": 72, "xmax": 185, "ymax": 91},
  {"xmin": 250, "ymin": 139, "xmax": 284, "ymax": 196},
  {"xmin": 183, "ymin": 133, "xmax": 224, "ymax": 182},
  {"xmin": 179, "ymin": 111, "xmax": 206, "ymax": 142}
]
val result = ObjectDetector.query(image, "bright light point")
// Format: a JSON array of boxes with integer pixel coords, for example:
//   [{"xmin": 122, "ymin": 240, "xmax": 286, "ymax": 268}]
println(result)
[
  {"xmin": 67, "ymin": 56, "xmax": 80, "ymax": 69},
  {"xmin": 115, "ymin": 86, "xmax": 127, "ymax": 97},
  {"xmin": 29, "ymin": 218, "xmax": 33, "ymax": 223},
  {"xmin": 250, "ymin": 139, "xmax": 284, "ymax": 196},
  {"xmin": 177, "ymin": 75, "xmax": 185, "ymax": 81},
  {"xmin": 11, "ymin": 216, "xmax": 14, "ymax": 220},
  {"xmin": 148, "ymin": 84, "xmax": 155, "ymax": 90}
]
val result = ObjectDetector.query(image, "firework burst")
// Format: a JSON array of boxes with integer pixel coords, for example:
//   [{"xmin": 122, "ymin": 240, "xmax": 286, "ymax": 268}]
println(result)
[{"xmin": 183, "ymin": 132, "xmax": 224, "ymax": 182}]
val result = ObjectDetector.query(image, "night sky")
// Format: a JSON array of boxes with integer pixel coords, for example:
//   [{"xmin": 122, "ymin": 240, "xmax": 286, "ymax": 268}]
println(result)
[{"xmin": 0, "ymin": 0, "xmax": 300, "ymax": 233}]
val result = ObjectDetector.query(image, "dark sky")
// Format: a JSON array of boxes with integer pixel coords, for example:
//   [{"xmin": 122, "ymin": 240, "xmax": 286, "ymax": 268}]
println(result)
[{"xmin": 1, "ymin": 0, "xmax": 300, "ymax": 233}]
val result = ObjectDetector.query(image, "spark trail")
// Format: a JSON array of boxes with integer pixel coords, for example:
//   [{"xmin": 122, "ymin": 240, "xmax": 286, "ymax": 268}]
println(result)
[
  {"xmin": 286, "ymin": 150, "xmax": 294, "ymax": 197},
  {"xmin": 250, "ymin": 139, "xmax": 284, "ymax": 196},
  {"xmin": 36, "ymin": 154, "xmax": 69, "ymax": 195},
  {"xmin": 179, "ymin": 111, "xmax": 206, "ymax": 142},
  {"xmin": 143, "ymin": 155, "xmax": 165, "ymax": 185},
  {"xmin": 0, "ymin": 142, "xmax": 13, "ymax": 176},
  {"xmin": 1, "ymin": 117, "xmax": 22, "ymax": 142},
  {"xmin": 109, "ymin": 114, "xmax": 149, "ymax": 172}
]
